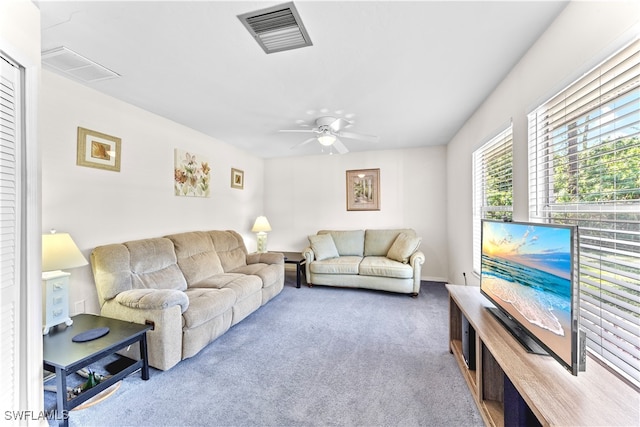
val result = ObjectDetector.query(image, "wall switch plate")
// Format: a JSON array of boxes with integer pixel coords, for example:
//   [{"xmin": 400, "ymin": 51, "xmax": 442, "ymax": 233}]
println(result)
[{"xmin": 74, "ymin": 300, "xmax": 85, "ymax": 314}]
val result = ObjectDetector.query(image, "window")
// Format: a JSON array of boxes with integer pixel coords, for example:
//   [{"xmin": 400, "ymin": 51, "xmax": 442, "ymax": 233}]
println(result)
[
  {"xmin": 528, "ymin": 39, "xmax": 639, "ymax": 387},
  {"xmin": 472, "ymin": 126, "xmax": 513, "ymax": 274}
]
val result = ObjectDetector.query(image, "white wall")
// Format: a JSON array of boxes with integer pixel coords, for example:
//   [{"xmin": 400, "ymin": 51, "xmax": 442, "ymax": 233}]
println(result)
[
  {"xmin": 1, "ymin": 0, "xmax": 43, "ymax": 422},
  {"xmin": 446, "ymin": 1, "xmax": 640, "ymax": 286},
  {"xmin": 40, "ymin": 70, "xmax": 265, "ymax": 314},
  {"xmin": 264, "ymin": 146, "xmax": 448, "ymax": 281}
]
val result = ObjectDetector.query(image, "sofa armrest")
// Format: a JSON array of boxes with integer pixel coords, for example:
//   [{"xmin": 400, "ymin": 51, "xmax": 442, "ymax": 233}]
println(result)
[
  {"xmin": 246, "ymin": 252, "xmax": 284, "ymax": 265},
  {"xmin": 410, "ymin": 251, "xmax": 425, "ymax": 268},
  {"xmin": 114, "ymin": 289, "xmax": 189, "ymax": 314},
  {"xmin": 302, "ymin": 247, "xmax": 315, "ymax": 262},
  {"xmin": 410, "ymin": 251, "xmax": 425, "ymax": 295},
  {"xmin": 302, "ymin": 247, "xmax": 315, "ymax": 284},
  {"xmin": 101, "ymin": 298, "xmax": 184, "ymax": 371}
]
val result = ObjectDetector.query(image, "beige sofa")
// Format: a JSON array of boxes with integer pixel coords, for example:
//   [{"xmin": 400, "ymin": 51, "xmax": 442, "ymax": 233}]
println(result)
[
  {"xmin": 303, "ymin": 229, "xmax": 425, "ymax": 296},
  {"xmin": 90, "ymin": 230, "xmax": 284, "ymax": 370}
]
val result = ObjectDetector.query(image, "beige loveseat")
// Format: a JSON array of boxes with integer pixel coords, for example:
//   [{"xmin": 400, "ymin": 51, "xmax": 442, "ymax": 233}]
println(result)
[
  {"xmin": 90, "ymin": 230, "xmax": 284, "ymax": 370},
  {"xmin": 303, "ymin": 229, "xmax": 425, "ymax": 296}
]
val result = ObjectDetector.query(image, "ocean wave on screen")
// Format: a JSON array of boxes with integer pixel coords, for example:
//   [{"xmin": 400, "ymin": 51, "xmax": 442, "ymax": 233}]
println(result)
[{"xmin": 483, "ymin": 275, "xmax": 565, "ymax": 337}]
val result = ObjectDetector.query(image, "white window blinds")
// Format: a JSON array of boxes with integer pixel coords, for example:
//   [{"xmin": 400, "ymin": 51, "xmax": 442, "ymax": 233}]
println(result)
[
  {"xmin": 528, "ymin": 39, "xmax": 640, "ymax": 387},
  {"xmin": 472, "ymin": 126, "xmax": 513, "ymax": 274},
  {"xmin": 0, "ymin": 54, "xmax": 21, "ymax": 411}
]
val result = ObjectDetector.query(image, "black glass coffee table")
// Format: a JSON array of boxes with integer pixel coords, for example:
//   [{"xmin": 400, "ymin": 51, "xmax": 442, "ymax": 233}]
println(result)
[{"xmin": 43, "ymin": 314, "xmax": 152, "ymax": 427}]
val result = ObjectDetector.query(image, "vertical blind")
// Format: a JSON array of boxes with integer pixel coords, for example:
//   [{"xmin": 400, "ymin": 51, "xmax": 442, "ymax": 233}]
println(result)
[
  {"xmin": 472, "ymin": 126, "xmax": 513, "ymax": 274},
  {"xmin": 528, "ymin": 39, "xmax": 639, "ymax": 387}
]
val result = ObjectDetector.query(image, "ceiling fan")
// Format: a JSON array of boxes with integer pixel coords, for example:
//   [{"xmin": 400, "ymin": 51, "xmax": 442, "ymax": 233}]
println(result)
[{"xmin": 279, "ymin": 116, "xmax": 378, "ymax": 154}]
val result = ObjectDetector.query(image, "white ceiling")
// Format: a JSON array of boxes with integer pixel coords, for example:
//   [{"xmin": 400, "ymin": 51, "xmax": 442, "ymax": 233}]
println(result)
[{"xmin": 37, "ymin": 1, "xmax": 568, "ymax": 158}]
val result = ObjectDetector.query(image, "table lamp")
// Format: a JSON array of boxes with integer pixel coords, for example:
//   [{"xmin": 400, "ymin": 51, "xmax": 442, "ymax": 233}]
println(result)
[
  {"xmin": 42, "ymin": 230, "xmax": 88, "ymax": 335},
  {"xmin": 252, "ymin": 216, "xmax": 272, "ymax": 253}
]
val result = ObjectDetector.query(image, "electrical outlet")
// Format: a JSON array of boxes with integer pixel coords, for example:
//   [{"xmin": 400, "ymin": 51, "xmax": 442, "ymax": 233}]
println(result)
[{"xmin": 74, "ymin": 300, "xmax": 85, "ymax": 314}]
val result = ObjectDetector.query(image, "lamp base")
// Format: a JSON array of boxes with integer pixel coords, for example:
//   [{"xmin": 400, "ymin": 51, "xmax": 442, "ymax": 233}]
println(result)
[
  {"xmin": 42, "ymin": 270, "xmax": 73, "ymax": 335},
  {"xmin": 256, "ymin": 232, "xmax": 268, "ymax": 253},
  {"xmin": 43, "ymin": 317, "xmax": 73, "ymax": 336}
]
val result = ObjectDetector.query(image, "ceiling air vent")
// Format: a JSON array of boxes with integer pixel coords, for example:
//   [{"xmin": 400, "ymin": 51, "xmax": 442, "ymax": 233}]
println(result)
[
  {"xmin": 42, "ymin": 47, "xmax": 120, "ymax": 83},
  {"xmin": 238, "ymin": 2, "xmax": 312, "ymax": 54}
]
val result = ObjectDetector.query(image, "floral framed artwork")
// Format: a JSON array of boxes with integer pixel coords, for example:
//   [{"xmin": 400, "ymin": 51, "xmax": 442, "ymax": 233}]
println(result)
[
  {"xmin": 346, "ymin": 168, "xmax": 380, "ymax": 211},
  {"xmin": 174, "ymin": 149, "xmax": 211, "ymax": 197},
  {"xmin": 231, "ymin": 168, "xmax": 244, "ymax": 189},
  {"xmin": 76, "ymin": 127, "xmax": 121, "ymax": 172}
]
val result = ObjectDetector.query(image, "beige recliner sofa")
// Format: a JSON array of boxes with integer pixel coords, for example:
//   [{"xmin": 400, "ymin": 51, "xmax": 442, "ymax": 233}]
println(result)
[
  {"xmin": 90, "ymin": 230, "xmax": 284, "ymax": 371},
  {"xmin": 303, "ymin": 229, "xmax": 425, "ymax": 296}
]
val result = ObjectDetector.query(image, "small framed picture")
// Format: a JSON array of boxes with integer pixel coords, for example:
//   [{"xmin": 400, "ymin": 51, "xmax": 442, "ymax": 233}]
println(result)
[
  {"xmin": 231, "ymin": 168, "xmax": 244, "ymax": 189},
  {"xmin": 346, "ymin": 168, "xmax": 380, "ymax": 211},
  {"xmin": 76, "ymin": 127, "xmax": 121, "ymax": 172}
]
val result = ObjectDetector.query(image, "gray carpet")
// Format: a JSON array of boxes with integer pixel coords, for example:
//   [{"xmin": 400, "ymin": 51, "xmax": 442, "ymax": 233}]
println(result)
[{"xmin": 47, "ymin": 273, "xmax": 483, "ymax": 427}]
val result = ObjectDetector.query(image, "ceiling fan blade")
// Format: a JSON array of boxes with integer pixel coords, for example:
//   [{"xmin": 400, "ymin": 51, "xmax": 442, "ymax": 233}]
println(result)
[
  {"xmin": 337, "ymin": 131, "xmax": 379, "ymax": 143},
  {"xmin": 279, "ymin": 129, "xmax": 317, "ymax": 134},
  {"xmin": 290, "ymin": 137, "xmax": 317, "ymax": 149},
  {"xmin": 329, "ymin": 118, "xmax": 351, "ymax": 132},
  {"xmin": 333, "ymin": 138, "xmax": 349, "ymax": 154}
]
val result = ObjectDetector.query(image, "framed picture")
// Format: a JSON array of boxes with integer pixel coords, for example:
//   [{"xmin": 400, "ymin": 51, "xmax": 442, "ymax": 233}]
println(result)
[
  {"xmin": 76, "ymin": 127, "xmax": 121, "ymax": 172},
  {"xmin": 174, "ymin": 149, "xmax": 211, "ymax": 197},
  {"xmin": 346, "ymin": 168, "xmax": 380, "ymax": 211},
  {"xmin": 231, "ymin": 168, "xmax": 244, "ymax": 189}
]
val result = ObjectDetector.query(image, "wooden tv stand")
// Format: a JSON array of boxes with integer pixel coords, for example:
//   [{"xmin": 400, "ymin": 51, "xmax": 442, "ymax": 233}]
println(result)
[{"xmin": 446, "ymin": 284, "xmax": 639, "ymax": 427}]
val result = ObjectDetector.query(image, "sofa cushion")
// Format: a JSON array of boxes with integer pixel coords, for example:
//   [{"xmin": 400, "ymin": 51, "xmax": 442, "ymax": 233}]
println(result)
[
  {"xmin": 182, "ymin": 288, "xmax": 236, "ymax": 329},
  {"xmin": 91, "ymin": 244, "xmax": 133, "ymax": 304},
  {"xmin": 318, "ymin": 230, "xmax": 365, "ymax": 256},
  {"xmin": 190, "ymin": 273, "xmax": 252, "ymax": 289},
  {"xmin": 191, "ymin": 272, "xmax": 246, "ymax": 288},
  {"xmin": 125, "ymin": 238, "xmax": 187, "ymax": 291},
  {"xmin": 359, "ymin": 256, "xmax": 414, "ymax": 279},
  {"xmin": 208, "ymin": 230, "xmax": 247, "ymax": 272},
  {"xmin": 309, "ymin": 256, "xmax": 362, "ymax": 275},
  {"xmin": 219, "ymin": 274, "xmax": 263, "ymax": 300},
  {"xmin": 387, "ymin": 232, "xmax": 422, "ymax": 264},
  {"xmin": 190, "ymin": 272, "xmax": 260, "ymax": 297},
  {"xmin": 230, "ymin": 263, "xmax": 281, "ymax": 289},
  {"xmin": 309, "ymin": 234, "xmax": 339, "ymax": 260},
  {"xmin": 166, "ymin": 231, "xmax": 224, "ymax": 286},
  {"xmin": 364, "ymin": 229, "xmax": 416, "ymax": 256}
]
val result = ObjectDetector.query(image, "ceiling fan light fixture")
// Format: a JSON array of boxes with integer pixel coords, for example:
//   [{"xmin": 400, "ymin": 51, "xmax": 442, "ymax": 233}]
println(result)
[
  {"xmin": 317, "ymin": 134, "xmax": 336, "ymax": 146},
  {"xmin": 284, "ymin": 115, "xmax": 377, "ymax": 155}
]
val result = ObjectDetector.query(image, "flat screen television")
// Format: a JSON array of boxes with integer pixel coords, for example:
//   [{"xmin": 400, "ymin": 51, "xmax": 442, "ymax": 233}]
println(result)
[{"xmin": 480, "ymin": 219, "xmax": 581, "ymax": 375}]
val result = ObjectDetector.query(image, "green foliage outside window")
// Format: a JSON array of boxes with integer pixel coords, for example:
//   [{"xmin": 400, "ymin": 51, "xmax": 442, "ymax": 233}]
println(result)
[
  {"xmin": 552, "ymin": 137, "xmax": 640, "ymax": 203},
  {"xmin": 550, "ymin": 136, "xmax": 640, "ymax": 314},
  {"xmin": 483, "ymin": 145, "xmax": 513, "ymax": 221}
]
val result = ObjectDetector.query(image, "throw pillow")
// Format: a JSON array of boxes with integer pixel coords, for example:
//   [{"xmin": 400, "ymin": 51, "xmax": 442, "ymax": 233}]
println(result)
[
  {"xmin": 308, "ymin": 234, "xmax": 340, "ymax": 261},
  {"xmin": 387, "ymin": 232, "xmax": 422, "ymax": 264}
]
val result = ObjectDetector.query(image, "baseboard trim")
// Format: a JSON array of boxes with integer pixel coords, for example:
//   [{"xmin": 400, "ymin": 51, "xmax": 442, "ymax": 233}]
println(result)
[{"xmin": 421, "ymin": 276, "xmax": 448, "ymax": 283}]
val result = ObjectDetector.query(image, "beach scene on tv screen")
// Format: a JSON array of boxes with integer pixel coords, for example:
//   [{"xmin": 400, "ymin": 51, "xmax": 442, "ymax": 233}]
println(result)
[{"xmin": 481, "ymin": 221, "xmax": 572, "ymax": 365}]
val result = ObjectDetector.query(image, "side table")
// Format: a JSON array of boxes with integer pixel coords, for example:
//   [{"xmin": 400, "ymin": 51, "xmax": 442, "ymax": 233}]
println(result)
[
  {"xmin": 279, "ymin": 251, "xmax": 306, "ymax": 288},
  {"xmin": 43, "ymin": 314, "xmax": 152, "ymax": 427}
]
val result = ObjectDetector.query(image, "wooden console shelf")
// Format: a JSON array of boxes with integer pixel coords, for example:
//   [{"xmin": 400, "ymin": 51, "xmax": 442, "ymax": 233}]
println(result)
[{"xmin": 447, "ymin": 284, "xmax": 639, "ymax": 427}]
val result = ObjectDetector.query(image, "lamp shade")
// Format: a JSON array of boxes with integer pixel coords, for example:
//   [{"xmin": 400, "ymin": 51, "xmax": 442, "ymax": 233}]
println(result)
[
  {"xmin": 42, "ymin": 232, "xmax": 88, "ymax": 272},
  {"xmin": 251, "ymin": 216, "xmax": 272, "ymax": 233}
]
